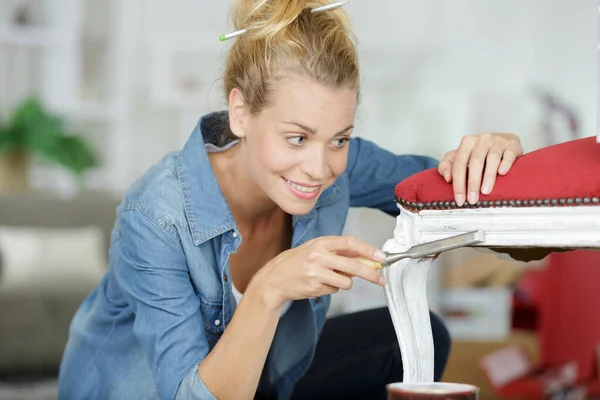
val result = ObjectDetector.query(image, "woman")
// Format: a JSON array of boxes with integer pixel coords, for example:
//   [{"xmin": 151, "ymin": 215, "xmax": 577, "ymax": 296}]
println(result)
[{"xmin": 58, "ymin": 1, "xmax": 523, "ymax": 399}]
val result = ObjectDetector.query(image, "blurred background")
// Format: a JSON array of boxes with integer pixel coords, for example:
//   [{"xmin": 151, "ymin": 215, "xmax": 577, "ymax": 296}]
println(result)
[{"xmin": 0, "ymin": 0, "xmax": 597, "ymax": 399}]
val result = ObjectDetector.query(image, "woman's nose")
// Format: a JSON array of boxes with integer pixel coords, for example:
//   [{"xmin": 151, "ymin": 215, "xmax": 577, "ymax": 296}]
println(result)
[{"xmin": 302, "ymin": 149, "xmax": 330, "ymax": 181}]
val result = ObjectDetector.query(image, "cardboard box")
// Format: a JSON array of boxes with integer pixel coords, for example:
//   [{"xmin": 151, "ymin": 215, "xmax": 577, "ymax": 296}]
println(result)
[
  {"xmin": 442, "ymin": 330, "xmax": 539, "ymax": 400},
  {"xmin": 440, "ymin": 248, "xmax": 526, "ymax": 288}
]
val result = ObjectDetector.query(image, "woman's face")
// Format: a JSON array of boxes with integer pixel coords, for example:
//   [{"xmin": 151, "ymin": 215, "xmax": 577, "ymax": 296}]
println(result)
[{"xmin": 229, "ymin": 75, "xmax": 357, "ymax": 215}]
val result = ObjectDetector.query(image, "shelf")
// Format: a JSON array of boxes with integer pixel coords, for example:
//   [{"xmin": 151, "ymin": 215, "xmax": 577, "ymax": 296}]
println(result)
[
  {"xmin": 73, "ymin": 102, "xmax": 123, "ymax": 121},
  {"xmin": 0, "ymin": 25, "xmax": 67, "ymax": 47},
  {"xmin": 51, "ymin": 102, "xmax": 125, "ymax": 123}
]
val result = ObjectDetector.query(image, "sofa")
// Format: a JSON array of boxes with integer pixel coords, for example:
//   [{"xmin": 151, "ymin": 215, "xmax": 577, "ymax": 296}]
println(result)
[{"xmin": 0, "ymin": 191, "xmax": 121, "ymax": 377}]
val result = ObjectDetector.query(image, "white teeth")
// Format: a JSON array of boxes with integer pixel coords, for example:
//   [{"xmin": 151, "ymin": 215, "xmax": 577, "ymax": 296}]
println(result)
[{"xmin": 286, "ymin": 179, "xmax": 319, "ymax": 193}]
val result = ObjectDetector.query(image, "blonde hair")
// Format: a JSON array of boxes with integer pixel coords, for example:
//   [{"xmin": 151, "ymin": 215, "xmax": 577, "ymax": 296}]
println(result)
[{"xmin": 224, "ymin": 0, "xmax": 360, "ymax": 115}]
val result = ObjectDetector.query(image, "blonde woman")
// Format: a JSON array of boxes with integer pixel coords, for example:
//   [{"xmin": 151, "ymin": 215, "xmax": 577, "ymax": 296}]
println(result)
[{"xmin": 58, "ymin": 1, "xmax": 523, "ymax": 399}]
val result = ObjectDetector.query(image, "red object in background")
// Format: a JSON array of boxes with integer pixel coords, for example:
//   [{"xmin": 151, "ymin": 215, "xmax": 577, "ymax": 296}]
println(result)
[
  {"xmin": 511, "ymin": 293, "xmax": 539, "ymax": 331},
  {"xmin": 482, "ymin": 250, "xmax": 600, "ymax": 399},
  {"xmin": 511, "ymin": 267, "xmax": 547, "ymax": 331},
  {"xmin": 539, "ymin": 251, "xmax": 600, "ymax": 382}
]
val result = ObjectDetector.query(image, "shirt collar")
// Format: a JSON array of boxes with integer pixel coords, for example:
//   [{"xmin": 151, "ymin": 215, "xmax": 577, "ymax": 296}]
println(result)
[{"xmin": 177, "ymin": 113, "xmax": 236, "ymax": 246}]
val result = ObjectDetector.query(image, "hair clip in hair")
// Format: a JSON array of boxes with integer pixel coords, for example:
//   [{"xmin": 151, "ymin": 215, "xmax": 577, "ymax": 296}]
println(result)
[{"xmin": 219, "ymin": 0, "xmax": 350, "ymax": 42}]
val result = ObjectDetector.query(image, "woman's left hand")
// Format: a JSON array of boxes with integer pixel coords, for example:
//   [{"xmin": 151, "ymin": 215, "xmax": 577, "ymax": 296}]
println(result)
[{"xmin": 437, "ymin": 133, "xmax": 524, "ymax": 206}]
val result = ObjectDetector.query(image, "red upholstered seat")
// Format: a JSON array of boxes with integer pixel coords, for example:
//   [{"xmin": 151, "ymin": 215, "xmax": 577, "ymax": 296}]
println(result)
[{"xmin": 395, "ymin": 136, "xmax": 600, "ymax": 212}]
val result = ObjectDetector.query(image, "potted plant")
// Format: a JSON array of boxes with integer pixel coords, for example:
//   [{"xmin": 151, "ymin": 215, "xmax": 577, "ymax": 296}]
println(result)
[{"xmin": 0, "ymin": 97, "xmax": 97, "ymax": 192}]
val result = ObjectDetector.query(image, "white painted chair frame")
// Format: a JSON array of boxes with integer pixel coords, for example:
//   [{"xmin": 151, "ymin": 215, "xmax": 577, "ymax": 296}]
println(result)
[{"xmin": 380, "ymin": 204, "xmax": 600, "ymax": 384}]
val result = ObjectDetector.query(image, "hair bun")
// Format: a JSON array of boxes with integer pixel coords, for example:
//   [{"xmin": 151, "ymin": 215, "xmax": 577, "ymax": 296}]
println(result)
[{"xmin": 231, "ymin": 0, "xmax": 345, "ymax": 42}]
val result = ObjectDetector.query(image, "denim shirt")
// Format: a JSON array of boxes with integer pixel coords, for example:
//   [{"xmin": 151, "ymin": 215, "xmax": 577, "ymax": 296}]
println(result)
[{"xmin": 58, "ymin": 111, "xmax": 438, "ymax": 400}]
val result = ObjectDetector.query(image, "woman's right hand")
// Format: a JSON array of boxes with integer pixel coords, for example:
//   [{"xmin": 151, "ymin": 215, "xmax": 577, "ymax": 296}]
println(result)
[{"xmin": 251, "ymin": 236, "xmax": 388, "ymax": 309}]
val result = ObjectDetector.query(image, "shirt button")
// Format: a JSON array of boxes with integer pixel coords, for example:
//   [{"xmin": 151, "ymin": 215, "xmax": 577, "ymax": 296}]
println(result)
[
  {"xmin": 232, "ymin": 231, "xmax": 238, "ymax": 238},
  {"xmin": 223, "ymin": 274, "xmax": 228, "ymax": 282},
  {"xmin": 214, "ymin": 319, "xmax": 221, "ymax": 326}
]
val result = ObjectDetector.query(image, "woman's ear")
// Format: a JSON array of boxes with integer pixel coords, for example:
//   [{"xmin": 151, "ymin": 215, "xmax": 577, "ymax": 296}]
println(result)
[{"xmin": 228, "ymin": 88, "xmax": 247, "ymax": 138}]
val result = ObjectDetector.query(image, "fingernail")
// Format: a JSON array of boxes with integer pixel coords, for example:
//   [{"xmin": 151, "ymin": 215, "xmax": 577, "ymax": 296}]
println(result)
[
  {"xmin": 443, "ymin": 170, "xmax": 450, "ymax": 182},
  {"xmin": 481, "ymin": 182, "xmax": 491, "ymax": 195},
  {"xmin": 378, "ymin": 274, "xmax": 388, "ymax": 286},
  {"xmin": 455, "ymin": 194, "xmax": 465, "ymax": 207},
  {"xmin": 468, "ymin": 191, "xmax": 478, "ymax": 204},
  {"xmin": 374, "ymin": 250, "xmax": 387, "ymax": 261}
]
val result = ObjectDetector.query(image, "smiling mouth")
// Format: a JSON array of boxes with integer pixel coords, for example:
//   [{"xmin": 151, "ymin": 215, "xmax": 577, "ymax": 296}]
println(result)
[
  {"xmin": 282, "ymin": 177, "xmax": 323, "ymax": 200},
  {"xmin": 284, "ymin": 178, "xmax": 321, "ymax": 193}
]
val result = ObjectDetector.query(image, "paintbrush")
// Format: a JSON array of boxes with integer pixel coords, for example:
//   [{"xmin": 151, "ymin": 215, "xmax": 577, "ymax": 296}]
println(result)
[{"xmin": 355, "ymin": 230, "xmax": 485, "ymax": 270}]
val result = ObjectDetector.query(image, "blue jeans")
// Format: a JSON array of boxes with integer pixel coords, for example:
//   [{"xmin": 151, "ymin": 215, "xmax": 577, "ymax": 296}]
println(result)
[{"xmin": 269, "ymin": 307, "xmax": 451, "ymax": 400}]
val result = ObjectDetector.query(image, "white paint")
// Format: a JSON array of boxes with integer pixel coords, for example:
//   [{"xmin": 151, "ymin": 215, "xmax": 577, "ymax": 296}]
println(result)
[
  {"xmin": 382, "ymin": 210, "xmax": 435, "ymax": 383},
  {"xmin": 382, "ymin": 203, "xmax": 600, "ymax": 384},
  {"xmin": 408, "ymin": 205, "xmax": 600, "ymax": 248}
]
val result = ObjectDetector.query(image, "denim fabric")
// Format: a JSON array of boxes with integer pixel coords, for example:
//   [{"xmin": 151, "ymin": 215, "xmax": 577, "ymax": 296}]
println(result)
[{"xmin": 58, "ymin": 111, "xmax": 439, "ymax": 400}]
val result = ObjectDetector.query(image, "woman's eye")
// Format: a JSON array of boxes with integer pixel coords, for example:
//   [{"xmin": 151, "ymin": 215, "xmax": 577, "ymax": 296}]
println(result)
[
  {"xmin": 286, "ymin": 136, "xmax": 306, "ymax": 146},
  {"xmin": 332, "ymin": 137, "xmax": 350, "ymax": 148}
]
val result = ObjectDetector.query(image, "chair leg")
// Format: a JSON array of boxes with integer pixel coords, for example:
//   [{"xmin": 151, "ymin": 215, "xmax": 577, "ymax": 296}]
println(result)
[{"xmin": 382, "ymin": 253, "xmax": 436, "ymax": 383}]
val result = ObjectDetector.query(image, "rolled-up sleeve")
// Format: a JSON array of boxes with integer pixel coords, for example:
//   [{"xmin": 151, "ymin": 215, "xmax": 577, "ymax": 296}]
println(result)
[
  {"xmin": 346, "ymin": 137, "xmax": 439, "ymax": 216},
  {"xmin": 113, "ymin": 208, "xmax": 217, "ymax": 400},
  {"xmin": 176, "ymin": 365, "xmax": 217, "ymax": 400}
]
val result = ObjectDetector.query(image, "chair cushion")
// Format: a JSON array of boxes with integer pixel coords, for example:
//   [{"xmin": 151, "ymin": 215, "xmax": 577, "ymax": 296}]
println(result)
[{"xmin": 395, "ymin": 136, "xmax": 600, "ymax": 211}]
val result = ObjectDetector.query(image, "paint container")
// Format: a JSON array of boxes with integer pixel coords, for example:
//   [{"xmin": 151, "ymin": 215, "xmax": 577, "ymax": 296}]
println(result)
[{"xmin": 387, "ymin": 382, "xmax": 479, "ymax": 400}]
